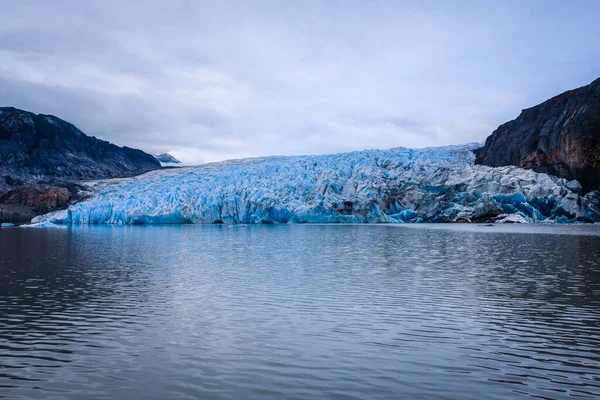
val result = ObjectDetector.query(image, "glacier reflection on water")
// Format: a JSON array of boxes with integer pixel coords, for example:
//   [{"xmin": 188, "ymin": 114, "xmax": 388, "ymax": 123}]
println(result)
[{"xmin": 1, "ymin": 224, "xmax": 600, "ymax": 399}]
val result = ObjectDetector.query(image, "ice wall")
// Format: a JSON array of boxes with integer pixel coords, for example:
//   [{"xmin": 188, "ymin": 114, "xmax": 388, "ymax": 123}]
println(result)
[{"xmin": 33, "ymin": 144, "xmax": 600, "ymax": 225}]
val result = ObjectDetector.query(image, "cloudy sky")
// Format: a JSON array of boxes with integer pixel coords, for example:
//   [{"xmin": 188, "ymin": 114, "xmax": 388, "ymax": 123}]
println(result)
[{"xmin": 0, "ymin": 1, "xmax": 598, "ymax": 164}]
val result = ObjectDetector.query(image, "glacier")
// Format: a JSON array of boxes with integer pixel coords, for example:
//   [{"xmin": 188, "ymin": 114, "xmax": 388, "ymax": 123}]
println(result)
[{"xmin": 32, "ymin": 144, "xmax": 600, "ymax": 225}]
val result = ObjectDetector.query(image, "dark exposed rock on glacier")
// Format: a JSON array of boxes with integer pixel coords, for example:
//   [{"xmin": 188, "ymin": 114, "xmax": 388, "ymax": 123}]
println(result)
[{"xmin": 475, "ymin": 78, "xmax": 600, "ymax": 193}]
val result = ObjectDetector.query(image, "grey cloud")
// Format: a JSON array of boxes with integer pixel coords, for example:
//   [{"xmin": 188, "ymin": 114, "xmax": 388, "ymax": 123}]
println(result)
[{"xmin": 0, "ymin": 1, "xmax": 599, "ymax": 164}]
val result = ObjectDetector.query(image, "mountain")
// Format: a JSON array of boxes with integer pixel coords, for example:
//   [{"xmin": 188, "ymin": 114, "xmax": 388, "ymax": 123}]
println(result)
[
  {"xmin": 0, "ymin": 107, "xmax": 160, "ymax": 193},
  {"xmin": 474, "ymin": 78, "xmax": 600, "ymax": 193},
  {"xmin": 0, "ymin": 107, "xmax": 161, "ymax": 223},
  {"xmin": 154, "ymin": 153, "xmax": 182, "ymax": 165},
  {"xmin": 33, "ymin": 144, "xmax": 600, "ymax": 226}
]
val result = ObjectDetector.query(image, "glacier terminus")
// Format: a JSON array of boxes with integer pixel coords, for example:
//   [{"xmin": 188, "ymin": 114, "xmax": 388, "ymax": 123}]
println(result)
[{"xmin": 33, "ymin": 144, "xmax": 600, "ymax": 226}]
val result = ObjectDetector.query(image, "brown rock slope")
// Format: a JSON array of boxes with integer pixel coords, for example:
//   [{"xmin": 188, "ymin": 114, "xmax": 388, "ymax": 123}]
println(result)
[{"xmin": 475, "ymin": 78, "xmax": 600, "ymax": 193}]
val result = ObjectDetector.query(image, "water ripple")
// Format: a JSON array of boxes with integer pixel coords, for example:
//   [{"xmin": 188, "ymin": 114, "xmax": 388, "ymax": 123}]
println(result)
[{"xmin": 1, "ymin": 224, "xmax": 599, "ymax": 399}]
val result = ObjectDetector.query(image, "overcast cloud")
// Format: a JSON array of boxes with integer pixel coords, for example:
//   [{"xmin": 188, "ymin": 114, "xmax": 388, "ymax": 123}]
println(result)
[{"xmin": 0, "ymin": 0, "xmax": 598, "ymax": 164}]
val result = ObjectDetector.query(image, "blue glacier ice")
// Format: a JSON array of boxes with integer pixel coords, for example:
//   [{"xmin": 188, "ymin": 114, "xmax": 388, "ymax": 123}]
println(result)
[{"xmin": 32, "ymin": 144, "xmax": 600, "ymax": 225}]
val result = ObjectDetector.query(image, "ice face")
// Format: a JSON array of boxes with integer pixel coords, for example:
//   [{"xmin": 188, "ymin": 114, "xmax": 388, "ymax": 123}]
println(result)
[{"xmin": 32, "ymin": 144, "xmax": 600, "ymax": 225}]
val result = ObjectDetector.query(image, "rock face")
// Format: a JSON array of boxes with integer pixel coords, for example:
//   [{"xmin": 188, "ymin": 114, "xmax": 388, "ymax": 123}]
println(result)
[
  {"xmin": 0, "ymin": 184, "xmax": 72, "ymax": 223},
  {"xmin": 32, "ymin": 144, "xmax": 600, "ymax": 226},
  {"xmin": 0, "ymin": 181, "xmax": 98, "ymax": 224},
  {"xmin": 1, "ymin": 185, "xmax": 69, "ymax": 213},
  {"xmin": 474, "ymin": 78, "xmax": 600, "ymax": 193},
  {"xmin": 0, "ymin": 107, "xmax": 160, "ymax": 194}
]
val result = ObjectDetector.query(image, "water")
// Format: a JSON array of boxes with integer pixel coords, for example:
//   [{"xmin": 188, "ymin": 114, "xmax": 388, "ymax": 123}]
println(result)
[{"xmin": 1, "ymin": 224, "xmax": 600, "ymax": 400}]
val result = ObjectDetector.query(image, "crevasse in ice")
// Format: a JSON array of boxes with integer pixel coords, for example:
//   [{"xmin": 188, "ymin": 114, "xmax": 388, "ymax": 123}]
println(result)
[{"xmin": 32, "ymin": 144, "xmax": 600, "ymax": 225}]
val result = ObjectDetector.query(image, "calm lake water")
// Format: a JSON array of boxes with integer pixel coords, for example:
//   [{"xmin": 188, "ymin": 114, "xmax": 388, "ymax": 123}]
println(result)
[{"xmin": 1, "ymin": 224, "xmax": 600, "ymax": 399}]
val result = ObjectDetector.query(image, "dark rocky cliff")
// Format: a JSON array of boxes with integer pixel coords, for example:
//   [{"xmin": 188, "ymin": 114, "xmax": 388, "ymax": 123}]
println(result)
[
  {"xmin": 0, "ymin": 107, "xmax": 160, "ymax": 223},
  {"xmin": 0, "ymin": 107, "xmax": 160, "ymax": 193},
  {"xmin": 474, "ymin": 78, "xmax": 600, "ymax": 193}
]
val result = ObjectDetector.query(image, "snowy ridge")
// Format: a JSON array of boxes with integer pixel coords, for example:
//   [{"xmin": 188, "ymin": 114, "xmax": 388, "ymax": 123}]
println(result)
[
  {"xmin": 154, "ymin": 153, "xmax": 182, "ymax": 167},
  {"xmin": 33, "ymin": 144, "xmax": 600, "ymax": 225}
]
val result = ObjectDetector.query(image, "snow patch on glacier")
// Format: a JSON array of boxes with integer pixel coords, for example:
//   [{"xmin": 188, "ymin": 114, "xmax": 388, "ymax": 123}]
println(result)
[{"xmin": 32, "ymin": 144, "xmax": 600, "ymax": 225}]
